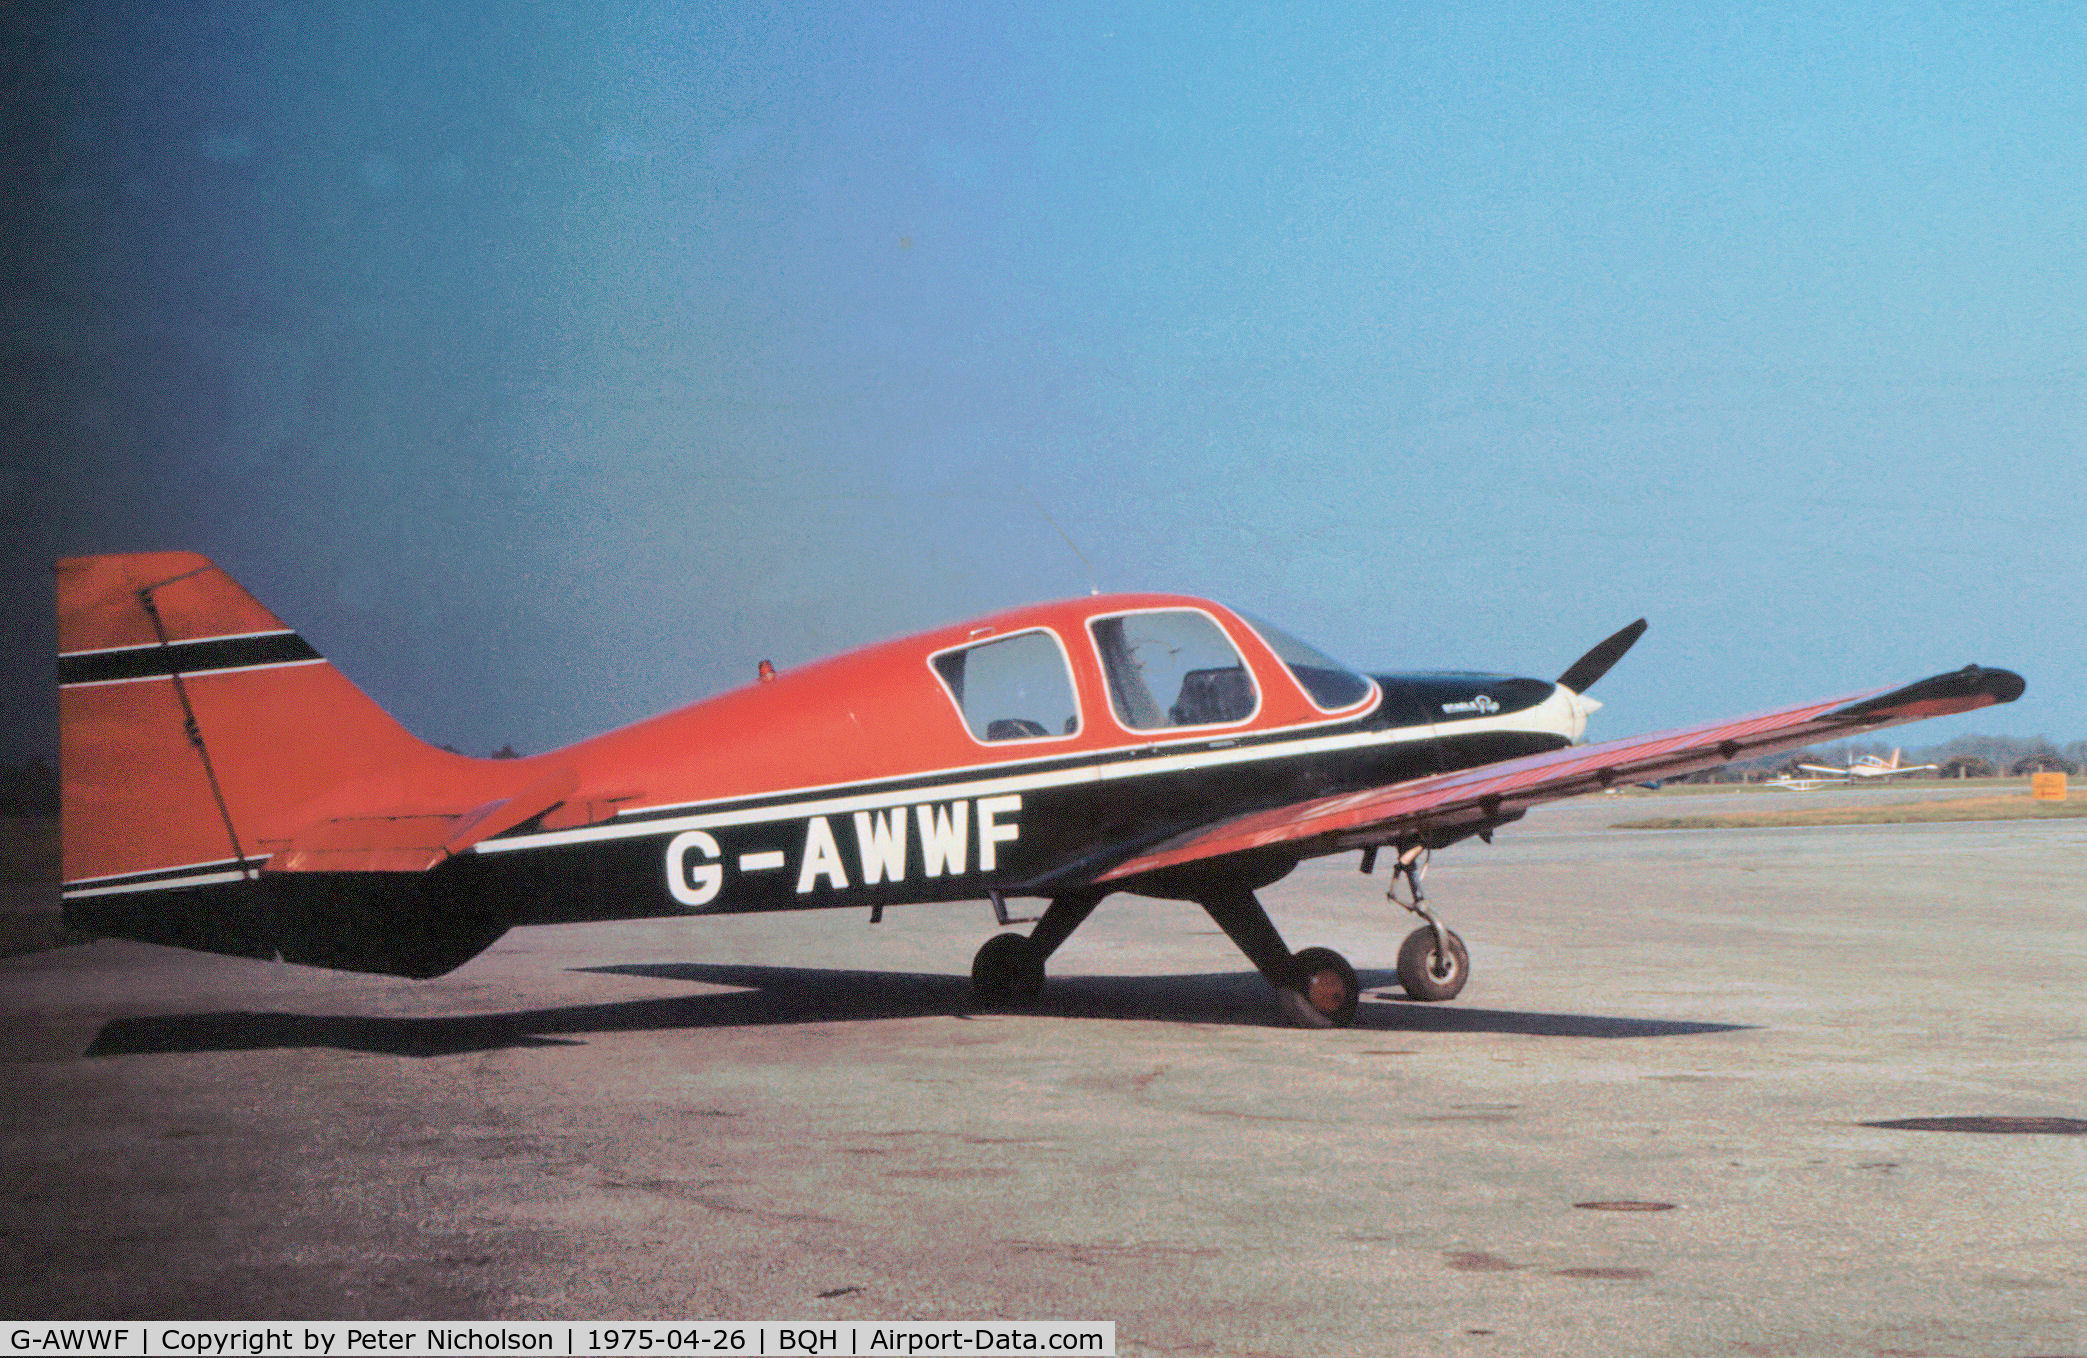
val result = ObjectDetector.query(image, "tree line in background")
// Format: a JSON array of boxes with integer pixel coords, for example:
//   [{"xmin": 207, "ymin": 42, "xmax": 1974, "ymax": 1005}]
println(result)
[{"xmin": 1694, "ymin": 734, "xmax": 2087, "ymax": 783}]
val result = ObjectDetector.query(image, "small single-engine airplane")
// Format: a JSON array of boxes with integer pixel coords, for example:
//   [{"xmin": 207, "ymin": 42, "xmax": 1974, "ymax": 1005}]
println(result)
[
  {"xmin": 58, "ymin": 552, "xmax": 2024, "ymax": 1027},
  {"xmin": 1796, "ymin": 748, "xmax": 1939, "ymax": 781}
]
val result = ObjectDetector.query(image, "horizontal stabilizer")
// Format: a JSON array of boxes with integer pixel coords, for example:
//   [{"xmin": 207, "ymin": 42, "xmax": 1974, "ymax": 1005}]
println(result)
[
  {"xmin": 58, "ymin": 551, "xmax": 574, "ymax": 977},
  {"xmin": 269, "ymin": 767, "xmax": 580, "ymax": 873}
]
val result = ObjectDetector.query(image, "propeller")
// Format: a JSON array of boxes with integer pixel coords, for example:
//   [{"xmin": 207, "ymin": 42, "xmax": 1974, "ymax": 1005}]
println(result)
[{"xmin": 1557, "ymin": 618, "xmax": 1647, "ymax": 694}]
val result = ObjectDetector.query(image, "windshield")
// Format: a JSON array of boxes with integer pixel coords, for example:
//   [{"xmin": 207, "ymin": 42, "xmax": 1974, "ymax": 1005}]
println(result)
[{"xmin": 1238, "ymin": 613, "xmax": 1374, "ymax": 711}]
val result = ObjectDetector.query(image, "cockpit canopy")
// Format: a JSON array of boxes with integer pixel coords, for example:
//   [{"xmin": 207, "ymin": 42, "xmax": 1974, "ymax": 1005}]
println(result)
[{"xmin": 927, "ymin": 602, "xmax": 1374, "ymax": 746}]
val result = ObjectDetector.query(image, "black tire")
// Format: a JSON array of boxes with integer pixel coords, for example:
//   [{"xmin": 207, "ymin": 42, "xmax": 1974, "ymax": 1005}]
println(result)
[
  {"xmin": 1396, "ymin": 926, "xmax": 1469, "ymax": 1001},
  {"xmin": 1278, "ymin": 946, "xmax": 1360, "ymax": 1028},
  {"xmin": 971, "ymin": 932, "xmax": 1044, "ymax": 1005}
]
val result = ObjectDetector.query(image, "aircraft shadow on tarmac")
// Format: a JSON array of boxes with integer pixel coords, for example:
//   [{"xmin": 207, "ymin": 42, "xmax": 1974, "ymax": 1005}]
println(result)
[{"xmin": 84, "ymin": 963, "xmax": 1751, "ymax": 1058}]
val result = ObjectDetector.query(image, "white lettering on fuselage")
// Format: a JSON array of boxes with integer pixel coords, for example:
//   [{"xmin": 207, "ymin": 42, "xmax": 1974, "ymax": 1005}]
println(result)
[
  {"xmin": 797, "ymin": 816, "xmax": 850, "ymax": 892},
  {"xmin": 665, "ymin": 829, "xmax": 723, "ymax": 907},
  {"xmin": 1441, "ymin": 694, "xmax": 1499, "ymax": 715},
  {"xmin": 795, "ymin": 796, "xmax": 1022, "ymax": 893},
  {"xmin": 916, "ymin": 800, "xmax": 969, "ymax": 877},
  {"xmin": 661, "ymin": 798, "xmax": 1025, "ymax": 905},
  {"xmin": 852, "ymin": 806, "xmax": 908, "ymax": 884},
  {"xmin": 977, "ymin": 794, "xmax": 1020, "ymax": 871}
]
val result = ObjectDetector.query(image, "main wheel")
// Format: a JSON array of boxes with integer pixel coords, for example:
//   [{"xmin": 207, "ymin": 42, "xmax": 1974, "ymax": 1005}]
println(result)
[
  {"xmin": 1278, "ymin": 946, "xmax": 1360, "ymax": 1028},
  {"xmin": 1396, "ymin": 926, "xmax": 1469, "ymax": 1001},
  {"xmin": 971, "ymin": 932, "xmax": 1044, "ymax": 1005}
]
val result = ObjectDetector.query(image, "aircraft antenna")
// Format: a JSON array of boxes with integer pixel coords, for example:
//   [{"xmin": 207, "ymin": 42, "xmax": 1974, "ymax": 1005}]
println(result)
[{"xmin": 1022, "ymin": 490, "xmax": 1100, "ymax": 596}]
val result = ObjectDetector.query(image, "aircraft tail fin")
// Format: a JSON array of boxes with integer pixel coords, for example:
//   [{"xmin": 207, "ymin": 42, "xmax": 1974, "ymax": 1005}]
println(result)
[{"xmin": 58, "ymin": 552, "xmax": 509, "ymax": 975}]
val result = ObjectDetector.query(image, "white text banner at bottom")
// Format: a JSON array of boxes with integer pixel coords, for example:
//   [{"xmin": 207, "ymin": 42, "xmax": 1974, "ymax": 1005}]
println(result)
[{"xmin": 4, "ymin": 1322, "xmax": 1116, "ymax": 1358}]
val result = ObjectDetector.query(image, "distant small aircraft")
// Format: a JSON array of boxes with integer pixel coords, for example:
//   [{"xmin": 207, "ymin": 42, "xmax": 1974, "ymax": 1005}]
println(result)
[
  {"xmin": 1796, "ymin": 748, "xmax": 1939, "ymax": 781},
  {"xmin": 58, "ymin": 553, "xmax": 2024, "ymax": 1027},
  {"xmin": 1764, "ymin": 773, "xmax": 1840, "ymax": 791}
]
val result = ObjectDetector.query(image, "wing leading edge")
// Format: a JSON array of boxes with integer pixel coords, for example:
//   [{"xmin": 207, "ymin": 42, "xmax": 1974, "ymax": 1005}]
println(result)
[{"xmin": 1097, "ymin": 665, "xmax": 2026, "ymax": 885}]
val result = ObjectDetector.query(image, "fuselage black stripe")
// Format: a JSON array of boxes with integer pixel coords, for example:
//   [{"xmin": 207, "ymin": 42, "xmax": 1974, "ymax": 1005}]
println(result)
[
  {"xmin": 58, "ymin": 633, "xmax": 321, "ymax": 686},
  {"xmin": 594, "ymin": 686, "xmax": 1466, "ymax": 828},
  {"xmin": 489, "ymin": 672, "xmax": 1566, "ymax": 845},
  {"xmin": 554, "ymin": 715, "xmax": 1401, "ymax": 835}
]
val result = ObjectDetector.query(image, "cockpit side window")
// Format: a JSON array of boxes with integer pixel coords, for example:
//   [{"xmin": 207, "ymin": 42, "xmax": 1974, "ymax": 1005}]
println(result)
[
  {"xmin": 1088, "ymin": 609, "xmax": 1258, "ymax": 731},
  {"xmin": 930, "ymin": 629, "xmax": 1081, "ymax": 743}
]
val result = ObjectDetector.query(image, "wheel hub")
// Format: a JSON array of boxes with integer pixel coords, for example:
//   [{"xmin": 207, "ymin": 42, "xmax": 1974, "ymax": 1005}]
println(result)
[{"xmin": 1306, "ymin": 968, "xmax": 1348, "ymax": 1014}]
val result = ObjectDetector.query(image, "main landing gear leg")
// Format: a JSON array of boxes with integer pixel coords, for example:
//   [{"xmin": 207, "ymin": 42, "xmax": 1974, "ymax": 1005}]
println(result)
[
  {"xmin": 1198, "ymin": 886, "xmax": 1359, "ymax": 1029},
  {"xmin": 970, "ymin": 889, "xmax": 1105, "ymax": 1007}
]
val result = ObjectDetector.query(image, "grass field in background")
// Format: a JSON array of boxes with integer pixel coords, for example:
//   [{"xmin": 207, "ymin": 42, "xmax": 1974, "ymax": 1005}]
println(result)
[{"xmin": 1612, "ymin": 794, "xmax": 2083, "ymax": 830}]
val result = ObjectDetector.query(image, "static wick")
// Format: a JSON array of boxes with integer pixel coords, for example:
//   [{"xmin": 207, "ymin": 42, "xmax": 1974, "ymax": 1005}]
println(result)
[{"xmin": 758, "ymin": 660, "xmax": 775, "ymax": 683}]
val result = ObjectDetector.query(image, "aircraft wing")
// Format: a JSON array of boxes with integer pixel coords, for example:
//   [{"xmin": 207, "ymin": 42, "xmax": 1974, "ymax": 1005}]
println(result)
[{"xmin": 1095, "ymin": 665, "xmax": 2024, "ymax": 885}]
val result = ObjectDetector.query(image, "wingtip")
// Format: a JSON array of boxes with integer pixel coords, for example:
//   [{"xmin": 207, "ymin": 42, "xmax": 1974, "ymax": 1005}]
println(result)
[
  {"xmin": 1829, "ymin": 665, "xmax": 2026, "ymax": 725},
  {"xmin": 1979, "ymin": 665, "xmax": 2027, "ymax": 704},
  {"xmin": 1936, "ymin": 664, "xmax": 2027, "ymax": 705}
]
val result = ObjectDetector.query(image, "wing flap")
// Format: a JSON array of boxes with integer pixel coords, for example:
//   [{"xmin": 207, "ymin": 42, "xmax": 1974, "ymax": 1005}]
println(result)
[{"xmin": 1097, "ymin": 665, "xmax": 2024, "ymax": 884}]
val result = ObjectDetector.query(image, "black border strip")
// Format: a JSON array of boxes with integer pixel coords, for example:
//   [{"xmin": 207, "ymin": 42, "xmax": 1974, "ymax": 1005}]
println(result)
[{"xmin": 59, "ymin": 632, "xmax": 321, "ymax": 686}]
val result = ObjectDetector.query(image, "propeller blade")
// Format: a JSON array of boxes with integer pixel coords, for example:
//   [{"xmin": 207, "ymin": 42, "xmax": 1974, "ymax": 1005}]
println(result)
[{"xmin": 1557, "ymin": 618, "xmax": 1647, "ymax": 693}]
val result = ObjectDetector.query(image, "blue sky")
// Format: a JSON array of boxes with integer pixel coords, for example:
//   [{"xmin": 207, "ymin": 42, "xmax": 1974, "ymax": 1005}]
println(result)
[{"xmin": 7, "ymin": 2, "xmax": 2081, "ymax": 759}]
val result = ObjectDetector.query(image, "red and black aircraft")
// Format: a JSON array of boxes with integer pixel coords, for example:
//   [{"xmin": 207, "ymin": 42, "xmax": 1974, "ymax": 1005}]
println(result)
[{"xmin": 59, "ymin": 552, "xmax": 2024, "ymax": 1027}]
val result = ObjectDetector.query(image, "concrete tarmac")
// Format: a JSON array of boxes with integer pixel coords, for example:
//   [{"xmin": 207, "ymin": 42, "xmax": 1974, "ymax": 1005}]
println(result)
[{"xmin": 3, "ymin": 793, "xmax": 2082, "ymax": 1356}]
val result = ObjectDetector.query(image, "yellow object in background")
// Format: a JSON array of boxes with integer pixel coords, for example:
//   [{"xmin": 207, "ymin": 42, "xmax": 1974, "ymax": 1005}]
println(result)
[{"xmin": 2030, "ymin": 772, "xmax": 2067, "ymax": 801}]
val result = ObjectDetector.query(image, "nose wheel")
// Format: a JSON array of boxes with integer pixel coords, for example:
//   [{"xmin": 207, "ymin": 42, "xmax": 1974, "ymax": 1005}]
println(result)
[
  {"xmin": 1385, "ymin": 843, "xmax": 1471, "ymax": 1001},
  {"xmin": 1395, "ymin": 925, "xmax": 1469, "ymax": 1001}
]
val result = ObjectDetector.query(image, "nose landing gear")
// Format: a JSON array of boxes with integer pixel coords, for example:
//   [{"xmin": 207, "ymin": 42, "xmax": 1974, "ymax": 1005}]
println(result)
[
  {"xmin": 1386, "ymin": 844, "xmax": 1470, "ymax": 1002},
  {"xmin": 1395, "ymin": 923, "xmax": 1469, "ymax": 1001}
]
